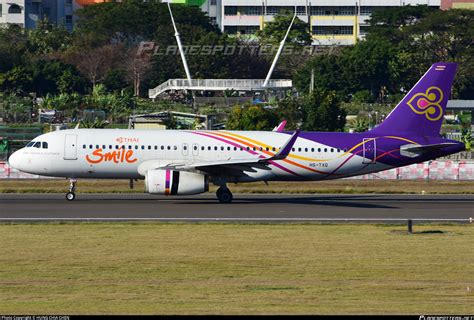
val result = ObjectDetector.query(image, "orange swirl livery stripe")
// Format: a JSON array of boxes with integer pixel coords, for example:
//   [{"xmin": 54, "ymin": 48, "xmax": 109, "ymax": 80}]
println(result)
[{"xmin": 204, "ymin": 131, "xmax": 337, "ymax": 175}]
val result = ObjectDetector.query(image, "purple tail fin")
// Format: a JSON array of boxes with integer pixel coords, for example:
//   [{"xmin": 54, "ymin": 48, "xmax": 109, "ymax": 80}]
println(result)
[{"xmin": 371, "ymin": 62, "xmax": 457, "ymax": 137}]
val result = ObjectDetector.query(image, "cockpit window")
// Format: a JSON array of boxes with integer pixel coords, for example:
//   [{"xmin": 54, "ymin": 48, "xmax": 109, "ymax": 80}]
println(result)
[
  {"xmin": 42, "ymin": 142, "xmax": 48, "ymax": 149},
  {"xmin": 26, "ymin": 142, "xmax": 34, "ymax": 147},
  {"xmin": 33, "ymin": 142, "xmax": 41, "ymax": 148}
]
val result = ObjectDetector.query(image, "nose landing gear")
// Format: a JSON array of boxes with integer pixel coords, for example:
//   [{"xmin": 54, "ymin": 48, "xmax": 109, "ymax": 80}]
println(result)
[
  {"xmin": 66, "ymin": 178, "xmax": 77, "ymax": 201},
  {"xmin": 216, "ymin": 186, "xmax": 233, "ymax": 204}
]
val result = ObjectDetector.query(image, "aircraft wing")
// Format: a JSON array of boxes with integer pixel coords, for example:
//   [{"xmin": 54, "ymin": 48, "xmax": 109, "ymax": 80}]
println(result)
[{"xmin": 158, "ymin": 130, "xmax": 300, "ymax": 175}]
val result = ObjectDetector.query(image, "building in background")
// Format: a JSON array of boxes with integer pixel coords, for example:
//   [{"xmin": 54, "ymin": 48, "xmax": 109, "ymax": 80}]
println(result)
[
  {"xmin": 166, "ymin": 0, "xmax": 444, "ymax": 45},
  {"xmin": 441, "ymin": 0, "xmax": 474, "ymax": 8},
  {"xmin": 0, "ymin": 0, "xmax": 104, "ymax": 30}
]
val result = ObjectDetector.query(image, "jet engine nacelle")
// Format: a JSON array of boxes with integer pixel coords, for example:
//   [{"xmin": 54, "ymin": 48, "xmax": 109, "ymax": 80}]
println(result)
[{"xmin": 145, "ymin": 169, "xmax": 209, "ymax": 195}]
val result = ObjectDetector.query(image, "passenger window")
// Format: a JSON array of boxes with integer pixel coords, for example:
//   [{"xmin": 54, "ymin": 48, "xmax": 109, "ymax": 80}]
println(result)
[
  {"xmin": 272, "ymin": 147, "xmax": 276, "ymax": 152},
  {"xmin": 201, "ymin": 146, "xmax": 205, "ymax": 151},
  {"xmin": 154, "ymin": 146, "xmax": 158, "ymax": 150},
  {"xmin": 141, "ymin": 146, "xmax": 145, "ymax": 150},
  {"xmin": 318, "ymin": 148, "xmax": 321, "ymax": 152},
  {"xmin": 161, "ymin": 146, "xmax": 165, "ymax": 150},
  {"xmin": 298, "ymin": 148, "xmax": 302, "ymax": 152},
  {"xmin": 42, "ymin": 142, "xmax": 48, "ymax": 149},
  {"xmin": 129, "ymin": 145, "xmax": 132, "ymax": 150},
  {"xmin": 33, "ymin": 142, "xmax": 41, "ymax": 148},
  {"xmin": 330, "ymin": 148, "xmax": 334, "ymax": 153},
  {"xmin": 135, "ymin": 145, "xmax": 138, "ymax": 150},
  {"xmin": 221, "ymin": 146, "xmax": 224, "ymax": 151},
  {"xmin": 103, "ymin": 145, "xmax": 106, "ymax": 149},
  {"xmin": 173, "ymin": 146, "xmax": 177, "ymax": 150},
  {"xmin": 208, "ymin": 146, "xmax": 211, "ymax": 151},
  {"xmin": 109, "ymin": 145, "xmax": 112, "ymax": 149},
  {"xmin": 324, "ymin": 148, "xmax": 328, "ymax": 152},
  {"xmin": 311, "ymin": 148, "xmax": 314, "ymax": 152},
  {"xmin": 214, "ymin": 146, "xmax": 217, "ymax": 151},
  {"xmin": 82, "ymin": 144, "xmax": 86, "ymax": 149},
  {"xmin": 227, "ymin": 147, "xmax": 231, "ymax": 151},
  {"xmin": 291, "ymin": 148, "xmax": 295, "ymax": 152},
  {"xmin": 194, "ymin": 145, "xmax": 198, "ymax": 151},
  {"xmin": 148, "ymin": 146, "xmax": 151, "ymax": 150},
  {"xmin": 305, "ymin": 148, "xmax": 308, "ymax": 152}
]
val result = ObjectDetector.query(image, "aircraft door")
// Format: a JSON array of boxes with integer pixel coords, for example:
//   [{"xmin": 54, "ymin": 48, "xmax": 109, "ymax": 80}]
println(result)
[
  {"xmin": 182, "ymin": 143, "xmax": 189, "ymax": 156},
  {"xmin": 64, "ymin": 134, "xmax": 78, "ymax": 160},
  {"xmin": 192, "ymin": 143, "xmax": 199, "ymax": 157},
  {"xmin": 362, "ymin": 138, "xmax": 376, "ymax": 164}
]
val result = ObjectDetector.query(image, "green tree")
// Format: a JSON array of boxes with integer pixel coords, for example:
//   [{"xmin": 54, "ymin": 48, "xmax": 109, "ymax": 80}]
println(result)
[
  {"xmin": 276, "ymin": 96, "xmax": 302, "ymax": 130},
  {"xmin": 349, "ymin": 117, "xmax": 369, "ymax": 133},
  {"xmin": 0, "ymin": 25, "xmax": 28, "ymax": 73},
  {"xmin": 256, "ymin": 13, "xmax": 312, "ymax": 79},
  {"xmin": 226, "ymin": 105, "xmax": 279, "ymax": 131},
  {"xmin": 301, "ymin": 90, "xmax": 346, "ymax": 132},
  {"xmin": 0, "ymin": 66, "xmax": 33, "ymax": 94},
  {"xmin": 76, "ymin": 0, "xmax": 217, "ymax": 42},
  {"xmin": 27, "ymin": 20, "xmax": 72, "ymax": 55},
  {"xmin": 257, "ymin": 13, "xmax": 311, "ymax": 46}
]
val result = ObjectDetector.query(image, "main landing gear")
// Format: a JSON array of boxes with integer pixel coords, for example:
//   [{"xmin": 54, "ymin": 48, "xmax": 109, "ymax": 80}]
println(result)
[
  {"xmin": 216, "ymin": 186, "xmax": 233, "ymax": 204},
  {"xmin": 66, "ymin": 178, "xmax": 77, "ymax": 201}
]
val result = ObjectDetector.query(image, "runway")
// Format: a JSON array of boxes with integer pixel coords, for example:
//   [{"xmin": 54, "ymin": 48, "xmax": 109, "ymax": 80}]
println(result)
[{"xmin": 0, "ymin": 193, "xmax": 473, "ymax": 222}]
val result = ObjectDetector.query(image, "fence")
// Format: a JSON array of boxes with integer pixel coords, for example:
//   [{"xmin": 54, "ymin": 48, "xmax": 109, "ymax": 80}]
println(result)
[{"xmin": 1, "ymin": 160, "xmax": 474, "ymax": 180}]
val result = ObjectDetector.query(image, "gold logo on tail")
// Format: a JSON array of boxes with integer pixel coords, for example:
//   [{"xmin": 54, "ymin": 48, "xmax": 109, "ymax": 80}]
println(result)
[{"xmin": 406, "ymin": 86, "xmax": 444, "ymax": 121}]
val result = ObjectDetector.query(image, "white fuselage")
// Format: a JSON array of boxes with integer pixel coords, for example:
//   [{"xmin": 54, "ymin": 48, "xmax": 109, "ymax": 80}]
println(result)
[{"xmin": 9, "ymin": 129, "xmax": 390, "ymax": 182}]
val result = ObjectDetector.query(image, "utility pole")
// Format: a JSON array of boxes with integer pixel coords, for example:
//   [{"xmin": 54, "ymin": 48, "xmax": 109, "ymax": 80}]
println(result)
[
  {"xmin": 310, "ymin": 68, "xmax": 315, "ymax": 94},
  {"xmin": 167, "ymin": 2, "xmax": 197, "ymax": 111},
  {"xmin": 263, "ymin": 11, "xmax": 297, "ymax": 88}
]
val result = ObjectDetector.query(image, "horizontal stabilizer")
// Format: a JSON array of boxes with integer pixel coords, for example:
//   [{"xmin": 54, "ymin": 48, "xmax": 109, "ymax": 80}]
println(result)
[{"xmin": 400, "ymin": 143, "xmax": 459, "ymax": 158}]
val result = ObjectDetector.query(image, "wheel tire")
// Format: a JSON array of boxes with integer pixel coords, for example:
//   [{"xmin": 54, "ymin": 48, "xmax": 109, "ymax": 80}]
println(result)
[
  {"xmin": 218, "ymin": 189, "xmax": 233, "ymax": 204},
  {"xmin": 216, "ymin": 188, "xmax": 223, "ymax": 198},
  {"xmin": 66, "ymin": 192, "xmax": 76, "ymax": 201}
]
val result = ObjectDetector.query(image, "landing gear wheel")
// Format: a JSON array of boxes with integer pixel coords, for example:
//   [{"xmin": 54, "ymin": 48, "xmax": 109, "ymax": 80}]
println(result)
[
  {"xmin": 66, "ymin": 178, "xmax": 77, "ymax": 201},
  {"xmin": 216, "ymin": 187, "xmax": 233, "ymax": 204},
  {"xmin": 66, "ymin": 192, "xmax": 76, "ymax": 201}
]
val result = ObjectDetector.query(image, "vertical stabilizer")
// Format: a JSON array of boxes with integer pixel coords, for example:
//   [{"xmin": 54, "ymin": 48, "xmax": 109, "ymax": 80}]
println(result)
[{"xmin": 371, "ymin": 62, "xmax": 457, "ymax": 137}]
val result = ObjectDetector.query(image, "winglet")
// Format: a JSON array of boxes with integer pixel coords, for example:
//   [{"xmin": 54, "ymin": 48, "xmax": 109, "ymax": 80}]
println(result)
[
  {"xmin": 263, "ymin": 129, "xmax": 300, "ymax": 162},
  {"xmin": 273, "ymin": 120, "xmax": 287, "ymax": 132}
]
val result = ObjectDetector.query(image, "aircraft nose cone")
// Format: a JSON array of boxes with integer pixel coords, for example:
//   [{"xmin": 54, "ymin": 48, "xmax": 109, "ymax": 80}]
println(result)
[{"xmin": 8, "ymin": 151, "xmax": 21, "ymax": 170}]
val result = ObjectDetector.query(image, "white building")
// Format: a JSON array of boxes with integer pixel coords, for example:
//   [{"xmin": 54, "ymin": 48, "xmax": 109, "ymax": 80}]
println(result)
[
  {"xmin": 197, "ymin": 0, "xmax": 441, "ymax": 45},
  {"xmin": 0, "ymin": 0, "xmax": 81, "ymax": 30}
]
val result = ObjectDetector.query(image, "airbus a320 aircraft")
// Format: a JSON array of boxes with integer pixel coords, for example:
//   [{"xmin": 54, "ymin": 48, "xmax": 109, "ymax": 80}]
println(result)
[{"xmin": 8, "ymin": 63, "xmax": 465, "ymax": 203}]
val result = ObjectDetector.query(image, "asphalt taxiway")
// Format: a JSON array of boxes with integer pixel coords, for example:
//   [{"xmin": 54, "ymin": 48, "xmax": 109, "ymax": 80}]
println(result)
[{"xmin": 0, "ymin": 194, "xmax": 472, "ymax": 222}]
